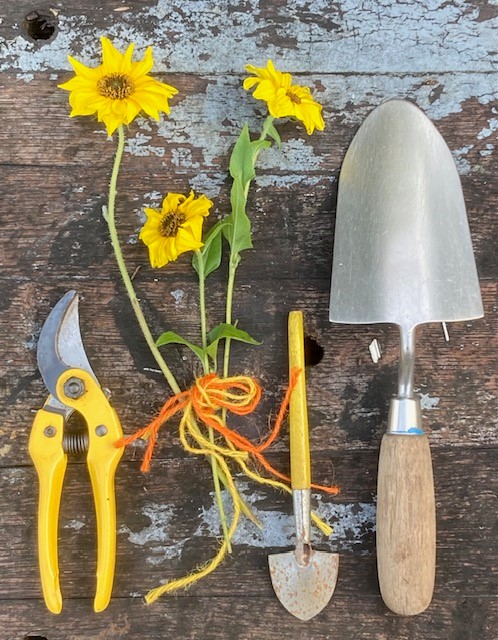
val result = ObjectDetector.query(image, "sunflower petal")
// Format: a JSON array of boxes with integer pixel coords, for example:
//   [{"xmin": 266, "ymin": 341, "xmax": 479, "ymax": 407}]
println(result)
[
  {"xmin": 101, "ymin": 113, "xmax": 122, "ymax": 136},
  {"xmin": 144, "ymin": 207, "xmax": 162, "ymax": 218},
  {"xmin": 243, "ymin": 76, "xmax": 260, "ymax": 91},
  {"xmin": 175, "ymin": 230, "xmax": 203, "ymax": 253},
  {"xmin": 179, "ymin": 217, "xmax": 204, "ymax": 244},
  {"xmin": 140, "ymin": 225, "xmax": 162, "ymax": 245},
  {"xmin": 124, "ymin": 97, "xmax": 142, "ymax": 124},
  {"xmin": 162, "ymin": 193, "xmax": 186, "ymax": 214},
  {"xmin": 129, "ymin": 46, "xmax": 154, "ymax": 80},
  {"xmin": 101, "ymin": 37, "xmax": 123, "ymax": 73},
  {"xmin": 133, "ymin": 91, "xmax": 161, "ymax": 120},
  {"xmin": 67, "ymin": 55, "xmax": 100, "ymax": 81},
  {"xmin": 252, "ymin": 80, "xmax": 280, "ymax": 103},
  {"xmin": 134, "ymin": 78, "xmax": 178, "ymax": 98},
  {"xmin": 121, "ymin": 42, "xmax": 134, "ymax": 73},
  {"xmin": 182, "ymin": 196, "xmax": 212, "ymax": 219}
]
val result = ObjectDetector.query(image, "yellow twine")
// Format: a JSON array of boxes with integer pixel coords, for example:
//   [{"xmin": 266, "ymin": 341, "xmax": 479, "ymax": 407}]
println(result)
[{"xmin": 117, "ymin": 373, "xmax": 338, "ymax": 604}]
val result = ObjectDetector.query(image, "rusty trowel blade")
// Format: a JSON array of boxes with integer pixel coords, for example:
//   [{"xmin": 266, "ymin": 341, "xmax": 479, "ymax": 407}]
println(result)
[{"xmin": 268, "ymin": 550, "xmax": 339, "ymax": 621}]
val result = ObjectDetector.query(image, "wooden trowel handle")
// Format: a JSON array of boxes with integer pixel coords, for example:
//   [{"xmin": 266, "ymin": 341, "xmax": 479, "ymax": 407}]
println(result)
[{"xmin": 376, "ymin": 433, "xmax": 436, "ymax": 616}]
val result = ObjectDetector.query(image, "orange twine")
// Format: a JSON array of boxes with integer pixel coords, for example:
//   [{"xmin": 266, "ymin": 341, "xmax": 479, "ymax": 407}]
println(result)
[{"xmin": 115, "ymin": 368, "xmax": 339, "ymax": 496}]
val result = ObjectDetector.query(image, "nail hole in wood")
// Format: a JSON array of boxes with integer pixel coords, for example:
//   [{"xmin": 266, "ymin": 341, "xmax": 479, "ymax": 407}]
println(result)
[
  {"xmin": 24, "ymin": 10, "xmax": 57, "ymax": 41},
  {"xmin": 304, "ymin": 335, "xmax": 324, "ymax": 366}
]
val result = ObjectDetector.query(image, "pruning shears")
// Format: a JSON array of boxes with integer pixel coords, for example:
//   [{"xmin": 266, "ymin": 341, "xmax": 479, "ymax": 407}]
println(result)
[{"xmin": 29, "ymin": 291, "xmax": 123, "ymax": 614}]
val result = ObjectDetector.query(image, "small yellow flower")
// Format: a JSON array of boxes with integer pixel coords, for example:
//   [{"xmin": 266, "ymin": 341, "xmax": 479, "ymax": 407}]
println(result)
[
  {"xmin": 140, "ymin": 192, "xmax": 212, "ymax": 268},
  {"xmin": 243, "ymin": 60, "xmax": 324, "ymax": 135},
  {"xmin": 59, "ymin": 36, "xmax": 178, "ymax": 135}
]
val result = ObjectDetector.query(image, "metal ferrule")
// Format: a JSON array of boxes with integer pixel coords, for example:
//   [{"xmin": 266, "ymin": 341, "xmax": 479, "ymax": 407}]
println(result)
[
  {"xmin": 293, "ymin": 489, "xmax": 312, "ymax": 566},
  {"xmin": 387, "ymin": 397, "xmax": 423, "ymax": 435}
]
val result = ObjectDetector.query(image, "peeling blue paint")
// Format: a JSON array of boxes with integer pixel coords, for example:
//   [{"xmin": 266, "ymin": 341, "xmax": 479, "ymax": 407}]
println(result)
[{"xmin": 1, "ymin": 1, "xmax": 496, "ymax": 74}]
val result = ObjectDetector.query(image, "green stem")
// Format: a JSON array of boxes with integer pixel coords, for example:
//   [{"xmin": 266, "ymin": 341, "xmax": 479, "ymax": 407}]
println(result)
[
  {"xmin": 197, "ymin": 252, "xmax": 209, "ymax": 369},
  {"xmin": 222, "ymin": 116, "xmax": 275, "ymax": 380},
  {"xmin": 196, "ymin": 251, "xmax": 232, "ymax": 551},
  {"xmin": 106, "ymin": 126, "xmax": 180, "ymax": 394},
  {"xmin": 259, "ymin": 114, "xmax": 275, "ymax": 142},
  {"xmin": 222, "ymin": 257, "xmax": 238, "ymax": 379},
  {"xmin": 107, "ymin": 127, "xmax": 231, "ymax": 545}
]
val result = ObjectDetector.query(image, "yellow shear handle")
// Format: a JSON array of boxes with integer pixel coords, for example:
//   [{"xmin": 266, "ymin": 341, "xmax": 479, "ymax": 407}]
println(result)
[
  {"xmin": 288, "ymin": 311, "xmax": 311, "ymax": 490},
  {"xmin": 57, "ymin": 368, "xmax": 124, "ymax": 613},
  {"xmin": 29, "ymin": 407, "xmax": 67, "ymax": 614}
]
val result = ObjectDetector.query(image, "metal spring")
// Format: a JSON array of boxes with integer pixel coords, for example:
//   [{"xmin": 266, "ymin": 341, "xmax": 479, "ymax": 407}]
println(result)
[{"xmin": 62, "ymin": 430, "xmax": 89, "ymax": 455}]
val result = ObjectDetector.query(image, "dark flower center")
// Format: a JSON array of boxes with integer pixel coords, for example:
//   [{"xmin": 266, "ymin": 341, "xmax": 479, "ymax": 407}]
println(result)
[
  {"xmin": 286, "ymin": 90, "xmax": 302, "ymax": 104},
  {"xmin": 159, "ymin": 211, "xmax": 186, "ymax": 237},
  {"xmin": 97, "ymin": 73, "xmax": 135, "ymax": 100}
]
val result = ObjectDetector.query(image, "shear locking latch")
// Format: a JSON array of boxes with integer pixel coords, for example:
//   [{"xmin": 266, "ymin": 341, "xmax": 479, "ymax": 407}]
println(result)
[{"xmin": 29, "ymin": 291, "xmax": 123, "ymax": 614}]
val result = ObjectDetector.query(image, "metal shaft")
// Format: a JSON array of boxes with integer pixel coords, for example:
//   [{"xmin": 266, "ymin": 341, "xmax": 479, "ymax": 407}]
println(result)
[
  {"xmin": 293, "ymin": 489, "xmax": 312, "ymax": 566},
  {"xmin": 398, "ymin": 326, "xmax": 416, "ymax": 398}
]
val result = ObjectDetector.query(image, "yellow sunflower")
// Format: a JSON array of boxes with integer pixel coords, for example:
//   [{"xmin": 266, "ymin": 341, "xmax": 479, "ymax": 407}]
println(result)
[
  {"xmin": 58, "ymin": 36, "xmax": 178, "ymax": 135},
  {"xmin": 140, "ymin": 192, "xmax": 212, "ymax": 268},
  {"xmin": 243, "ymin": 60, "xmax": 325, "ymax": 135}
]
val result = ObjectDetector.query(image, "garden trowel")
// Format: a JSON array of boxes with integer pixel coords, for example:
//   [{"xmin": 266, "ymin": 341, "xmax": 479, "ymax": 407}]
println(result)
[
  {"xmin": 329, "ymin": 99, "xmax": 483, "ymax": 615},
  {"xmin": 268, "ymin": 311, "xmax": 339, "ymax": 621}
]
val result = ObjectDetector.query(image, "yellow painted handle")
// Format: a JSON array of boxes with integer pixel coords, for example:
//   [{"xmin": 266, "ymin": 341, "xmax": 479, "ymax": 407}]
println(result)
[
  {"xmin": 29, "ymin": 406, "xmax": 67, "ymax": 614},
  {"xmin": 288, "ymin": 311, "xmax": 311, "ymax": 490},
  {"xmin": 57, "ymin": 369, "xmax": 123, "ymax": 613}
]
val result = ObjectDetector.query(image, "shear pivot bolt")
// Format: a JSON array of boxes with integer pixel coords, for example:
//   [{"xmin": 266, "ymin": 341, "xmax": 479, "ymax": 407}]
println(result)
[
  {"xmin": 64, "ymin": 377, "xmax": 85, "ymax": 399},
  {"xmin": 44, "ymin": 426, "xmax": 56, "ymax": 437},
  {"xmin": 95, "ymin": 425, "xmax": 107, "ymax": 437}
]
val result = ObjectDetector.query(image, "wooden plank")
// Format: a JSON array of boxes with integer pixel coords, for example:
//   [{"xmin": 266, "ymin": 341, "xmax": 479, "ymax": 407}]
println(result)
[
  {"xmin": 1, "ymin": 449, "xmax": 496, "ymax": 601},
  {"xmin": 0, "ymin": 592, "xmax": 497, "ymax": 640},
  {"xmin": 3, "ymin": 596, "xmax": 498, "ymax": 640},
  {"xmin": 1, "ymin": 0, "xmax": 497, "ymax": 74},
  {"xmin": 2, "ymin": 278, "xmax": 497, "ymax": 466},
  {"xmin": 0, "ymin": 74, "xmax": 497, "ymax": 170},
  {"xmin": 1, "ymin": 162, "xmax": 496, "ymax": 281}
]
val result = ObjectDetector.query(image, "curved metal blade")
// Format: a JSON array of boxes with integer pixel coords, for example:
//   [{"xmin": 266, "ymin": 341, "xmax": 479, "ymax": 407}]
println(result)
[
  {"xmin": 269, "ymin": 550, "xmax": 339, "ymax": 620},
  {"xmin": 37, "ymin": 291, "xmax": 98, "ymax": 401},
  {"xmin": 329, "ymin": 99, "xmax": 483, "ymax": 331}
]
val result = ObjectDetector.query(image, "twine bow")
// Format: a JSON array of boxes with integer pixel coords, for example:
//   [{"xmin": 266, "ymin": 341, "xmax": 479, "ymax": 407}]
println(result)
[{"xmin": 116, "ymin": 370, "xmax": 338, "ymax": 495}]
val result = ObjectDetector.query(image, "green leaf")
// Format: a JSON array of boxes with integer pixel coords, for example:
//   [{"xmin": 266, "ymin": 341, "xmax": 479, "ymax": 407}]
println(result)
[
  {"xmin": 192, "ymin": 220, "xmax": 229, "ymax": 278},
  {"xmin": 267, "ymin": 123, "xmax": 282, "ymax": 148},
  {"xmin": 229, "ymin": 125, "xmax": 256, "ymax": 185},
  {"xmin": 205, "ymin": 323, "xmax": 261, "ymax": 360},
  {"xmin": 224, "ymin": 180, "xmax": 253, "ymax": 255},
  {"xmin": 156, "ymin": 331, "xmax": 205, "ymax": 361},
  {"xmin": 224, "ymin": 125, "xmax": 271, "ymax": 256}
]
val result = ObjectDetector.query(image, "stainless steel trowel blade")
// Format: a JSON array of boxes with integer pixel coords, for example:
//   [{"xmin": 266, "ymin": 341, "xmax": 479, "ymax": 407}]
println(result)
[{"xmin": 329, "ymin": 99, "xmax": 483, "ymax": 330}]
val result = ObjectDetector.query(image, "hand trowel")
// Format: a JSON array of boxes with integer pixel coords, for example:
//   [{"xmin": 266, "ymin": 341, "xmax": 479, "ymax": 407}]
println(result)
[
  {"xmin": 329, "ymin": 99, "xmax": 483, "ymax": 615},
  {"xmin": 269, "ymin": 311, "xmax": 339, "ymax": 620}
]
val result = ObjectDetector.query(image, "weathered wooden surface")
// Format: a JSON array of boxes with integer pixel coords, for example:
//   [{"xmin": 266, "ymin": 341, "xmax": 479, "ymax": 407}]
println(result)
[{"xmin": 1, "ymin": 1, "xmax": 497, "ymax": 638}]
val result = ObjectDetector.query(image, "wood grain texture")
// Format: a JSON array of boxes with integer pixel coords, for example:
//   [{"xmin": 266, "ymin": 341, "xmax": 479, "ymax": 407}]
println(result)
[
  {"xmin": 0, "ymin": 0, "xmax": 497, "ymax": 637},
  {"xmin": 0, "ymin": 450, "xmax": 495, "ymax": 597},
  {"xmin": 3, "ymin": 597, "xmax": 498, "ymax": 640},
  {"xmin": 377, "ymin": 434, "xmax": 436, "ymax": 616}
]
